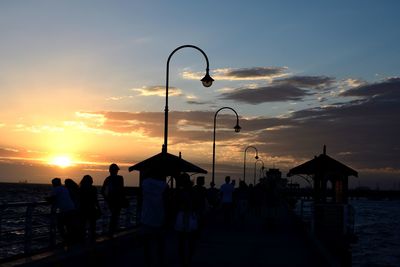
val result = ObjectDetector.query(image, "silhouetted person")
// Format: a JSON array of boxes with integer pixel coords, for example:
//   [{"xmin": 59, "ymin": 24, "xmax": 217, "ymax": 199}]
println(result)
[
  {"xmin": 140, "ymin": 169, "xmax": 168, "ymax": 267},
  {"xmin": 220, "ymin": 176, "xmax": 234, "ymax": 225},
  {"xmin": 46, "ymin": 178, "xmax": 76, "ymax": 246},
  {"xmin": 235, "ymin": 180, "xmax": 249, "ymax": 228},
  {"xmin": 79, "ymin": 175, "xmax": 101, "ymax": 241},
  {"xmin": 64, "ymin": 178, "xmax": 83, "ymax": 242},
  {"xmin": 65, "ymin": 178, "xmax": 80, "ymax": 209},
  {"xmin": 101, "ymin": 163, "xmax": 126, "ymax": 235},
  {"xmin": 175, "ymin": 173, "xmax": 197, "ymax": 267},
  {"xmin": 207, "ymin": 181, "xmax": 219, "ymax": 210},
  {"xmin": 247, "ymin": 183, "xmax": 256, "ymax": 214},
  {"xmin": 192, "ymin": 176, "xmax": 207, "ymax": 232}
]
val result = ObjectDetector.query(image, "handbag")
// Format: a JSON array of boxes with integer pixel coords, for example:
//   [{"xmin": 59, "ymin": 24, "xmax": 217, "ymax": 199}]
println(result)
[{"xmin": 174, "ymin": 211, "xmax": 198, "ymax": 232}]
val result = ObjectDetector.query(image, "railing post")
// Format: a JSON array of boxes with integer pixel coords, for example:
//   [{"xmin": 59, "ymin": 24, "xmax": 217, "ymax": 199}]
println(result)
[
  {"xmin": 24, "ymin": 203, "xmax": 34, "ymax": 254},
  {"xmin": 125, "ymin": 202, "xmax": 131, "ymax": 228}
]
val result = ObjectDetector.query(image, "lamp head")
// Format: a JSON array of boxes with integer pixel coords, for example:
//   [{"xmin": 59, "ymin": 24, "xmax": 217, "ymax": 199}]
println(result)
[
  {"xmin": 255, "ymin": 155, "xmax": 259, "ymax": 160},
  {"xmin": 201, "ymin": 72, "xmax": 214, "ymax": 87},
  {"xmin": 234, "ymin": 124, "xmax": 241, "ymax": 133}
]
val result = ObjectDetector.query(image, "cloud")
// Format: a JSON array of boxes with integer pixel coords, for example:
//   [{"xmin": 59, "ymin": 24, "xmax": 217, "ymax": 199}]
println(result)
[
  {"xmin": 183, "ymin": 66, "xmax": 288, "ymax": 81},
  {"xmin": 219, "ymin": 84, "xmax": 309, "ymax": 104},
  {"xmin": 249, "ymin": 78, "xmax": 400, "ymax": 171},
  {"xmin": 25, "ymin": 77, "xmax": 397, "ymax": 180},
  {"xmin": 186, "ymin": 100, "xmax": 215, "ymax": 105},
  {"xmin": 76, "ymin": 110, "xmax": 252, "ymax": 145},
  {"xmin": 132, "ymin": 86, "xmax": 182, "ymax": 97},
  {"xmin": 340, "ymin": 77, "xmax": 400, "ymax": 98},
  {"xmin": 272, "ymin": 76, "xmax": 335, "ymax": 90},
  {"xmin": 218, "ymin": 75, "xmax": 337, "ymax": 104}
]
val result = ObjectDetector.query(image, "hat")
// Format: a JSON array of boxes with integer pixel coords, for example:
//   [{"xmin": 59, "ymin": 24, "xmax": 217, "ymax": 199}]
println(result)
[{"xmin": 109, "ymin": 163, "xmax": 120, "ymax": 172}]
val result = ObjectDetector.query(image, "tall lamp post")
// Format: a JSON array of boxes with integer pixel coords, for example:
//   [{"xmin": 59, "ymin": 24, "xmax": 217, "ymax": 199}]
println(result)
[
  {"xmin": 212, "ymin": 107, "xmax": 241, "ymax": 184},
  {"xmin": 243, "ymin": 146, "xmax": 258, "ymax": 183},
  {"xmin": 162, "ymin": 45, "xmax": 214, "ymax": 153},
  {"xmin": 254, "ymin": 159, "xmax": 265, "ymax": 185}
]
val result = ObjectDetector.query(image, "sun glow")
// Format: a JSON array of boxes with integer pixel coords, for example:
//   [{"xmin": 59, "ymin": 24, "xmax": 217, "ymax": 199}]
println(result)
[{"xmin": 50, "ymin": 156, "xmax": 73, "ymax": 168}]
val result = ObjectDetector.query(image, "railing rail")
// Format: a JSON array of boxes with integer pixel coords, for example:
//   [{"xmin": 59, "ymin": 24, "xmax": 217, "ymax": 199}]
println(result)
[{"xmin": 0, "ymin": 196, "xmax": 138, "ymax": 261}]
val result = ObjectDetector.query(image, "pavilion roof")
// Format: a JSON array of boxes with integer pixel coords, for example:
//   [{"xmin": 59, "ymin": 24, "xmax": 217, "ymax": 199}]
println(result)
[
  {"xmin": 128, "ymin": 152, "xmax": 207, "ymax": 176},
  {"xmin": 287, "ymin": 146, "xmax": 358, "ymax": 177}
]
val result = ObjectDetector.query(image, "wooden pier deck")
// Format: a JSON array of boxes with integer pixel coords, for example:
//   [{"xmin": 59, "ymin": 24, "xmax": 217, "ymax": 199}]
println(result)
[{"xmin": 9, "ymin": 206, "xmax": 331, "ymax": 267}]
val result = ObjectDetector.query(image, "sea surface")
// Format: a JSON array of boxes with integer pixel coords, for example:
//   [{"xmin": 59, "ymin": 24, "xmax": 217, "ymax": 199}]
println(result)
[
  {"xmin": 0, "ymin": 183, "xmax": 137, "ymax": 260},
  {"xmin": 0, "ymin": 183, "xmax": 399, "ymax": 266},
  {"xmin": 350, "ymin": 199, "xmax": 400, "ymax": 267}
]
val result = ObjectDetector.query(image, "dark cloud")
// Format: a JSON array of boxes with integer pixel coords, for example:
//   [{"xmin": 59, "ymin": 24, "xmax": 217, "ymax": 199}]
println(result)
[
  {"xmin": 219, "ymin": 84, "xmax": 309, "ymax": 104},
  {"xmin": 252, "ymin": 78, "xmax": 400, "ymax": 171},
  {"xmin": 340, "ymin": 77, "xmax": 400, "ymax": 98},
  {"xmin": 272, "ymin": 76, "xmax": 335, "ymax": 89},
  {"xmin": 218, "ymin": 75, "xmax": 334, "ymax": 104},
  {"xmin": 186, "ymin": 100, "xmax": 215, "ymax": 105},
  {"xmin": 221, "ymin": 67, "xmax": 287, "ymax": 79}
]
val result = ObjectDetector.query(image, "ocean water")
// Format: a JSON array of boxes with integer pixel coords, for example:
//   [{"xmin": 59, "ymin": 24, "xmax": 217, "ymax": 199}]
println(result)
[
  {"xmin": 0, "ymin": 183, "xmax": 137, "ymax": 260},
  {"xmin": 350, "ymin": 199, "xmax": 400, "ymax": 267}
]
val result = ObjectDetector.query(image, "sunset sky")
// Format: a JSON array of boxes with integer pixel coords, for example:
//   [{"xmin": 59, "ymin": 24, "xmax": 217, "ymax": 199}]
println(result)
[{"xmin": 1, "ymin": 1, "xmax": 399, "ymax": 188}]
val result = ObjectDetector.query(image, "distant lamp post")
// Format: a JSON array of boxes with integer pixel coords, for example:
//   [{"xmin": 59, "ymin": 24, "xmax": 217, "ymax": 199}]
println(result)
[
  {"xmin": 162, "ymin": 45, "xmax": 214, "ymax": 153},
  {"xmin": 212, "ymin": 107, "xmax": 241, "ymax": 184},
  {"xmin": 254, "ymin": 159, "xmax": 265, "ymax": 185},
  {"xmin": 243, "ymin": 146, "xmax": 258, "ymax": 183}
]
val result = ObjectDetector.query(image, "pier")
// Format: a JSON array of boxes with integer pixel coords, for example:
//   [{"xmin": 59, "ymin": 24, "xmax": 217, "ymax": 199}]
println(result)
[{"xmin": 5, "ymin": 204, "xmax": 332, "ymax": 267}]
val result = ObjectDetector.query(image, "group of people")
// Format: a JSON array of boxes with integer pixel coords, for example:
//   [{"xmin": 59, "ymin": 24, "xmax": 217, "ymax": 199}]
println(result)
[
  {"xmin": 47, "ymin": 162, "xmax": 279, "ymax": 266},
  {"xmin": 139, "ymin": 172, "xmax": 279, "ymax": 267},
  {"xmin": 46, "ymin": 163, "xmax": 126, "ymax": 245},
  {"xmin": 139, "ymin": 171, "xmax": 210, "ymax": 267}
]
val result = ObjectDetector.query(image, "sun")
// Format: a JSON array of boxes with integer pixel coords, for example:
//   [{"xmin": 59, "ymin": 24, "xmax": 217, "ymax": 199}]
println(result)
[{"xmin": 50, "ymin": 156, "xmax": 73, "ymax": 168}]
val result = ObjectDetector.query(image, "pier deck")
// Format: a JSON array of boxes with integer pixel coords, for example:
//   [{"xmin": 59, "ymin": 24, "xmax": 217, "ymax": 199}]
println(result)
[{"xmin": 10, "ymin": 206, "xmax": 329, "ymax": 267}]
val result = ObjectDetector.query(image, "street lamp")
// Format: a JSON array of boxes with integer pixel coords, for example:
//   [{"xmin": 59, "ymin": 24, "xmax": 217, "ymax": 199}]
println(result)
[
  {"xmin": 254, "ymin": 159, "xmax": 265, "ymax": 185},
  {"xmin": 162, "ymin": 45, "xmax": 214, "ymax": 153},
  {"xmin": 212, "ymin": 107, "xmax": 241, "ymax": 184},
  {"xmin": 243, "ymin": 146, "xmax": 258, "ymax": 183}
]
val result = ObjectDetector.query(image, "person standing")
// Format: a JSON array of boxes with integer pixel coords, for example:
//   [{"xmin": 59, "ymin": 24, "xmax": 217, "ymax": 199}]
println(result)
[
  {"xmin": 220, "ymin": 176, "xmax": 235, "ymax": 225},
  {"xmin": 79, "ymin": 175, "xmax": 101, "ymax": 241},
  {"xmin": 101, "ymin": 163, "xmax": 126, "ymax": 235},
  {"xmin": 140, "ymin": 169, "xmax": 168, "ymax": 267},
  {"xmin": 192, "ymin": 176, "xmax": 208, "ymax": 232},
  {"xmin": 46, "ymin": 178, "xmax": 76, "ymax": 246},
  {"xmin": 175, "ymin": 173, "xmax": 197, "ymax": 267}
]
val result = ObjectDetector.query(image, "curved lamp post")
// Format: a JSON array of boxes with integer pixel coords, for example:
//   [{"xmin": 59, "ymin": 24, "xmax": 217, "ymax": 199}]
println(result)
[
  {"xmin": 162, "ymin": 45, "xmax": 214, "ymax": 153},
  {"xmin": 243, "ymin": 146, "xmax": 258, "ymax": 183},
  {"xmin": 254, "ymin": 159, "xmax": 265, "ymax": 185},
  {"xmin": 212, "ymin": 107, "xmax": 241, "ymax": 184}
]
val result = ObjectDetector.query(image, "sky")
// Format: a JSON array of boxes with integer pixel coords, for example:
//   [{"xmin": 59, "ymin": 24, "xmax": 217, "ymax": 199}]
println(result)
[{"xmin": 0, "ymin": 1, "xmax": 399, "ymax": 188}]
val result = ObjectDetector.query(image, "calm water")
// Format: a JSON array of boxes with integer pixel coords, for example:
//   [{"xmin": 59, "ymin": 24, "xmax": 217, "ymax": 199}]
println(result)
[
  {"xmin": 350, "ymin": 199, "xmax": 400, "ymax": 267},
  {"xmin": 0, "ymin": 183, "xmax": 399, "ymax": 266}
]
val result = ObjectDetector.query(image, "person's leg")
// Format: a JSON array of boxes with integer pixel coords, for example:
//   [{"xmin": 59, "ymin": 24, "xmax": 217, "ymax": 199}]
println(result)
[
  {"xmin": 156, "ymin": 229, "xmax": 165, "ymax": 266},
  {"xmin": 143, "ymin": 234, "xmax": 151, "ymax": 267},
  {"xmin": 178, "ymin": 232, "xmax": 186, "ymax": 267},
  {"xmin": 187, "ymin": 231, "xmax": 197, "ymax": 266},
  {"xmin": 89, "ymin": 217, "xmax": 97, "ymax": 241},
  {"xmin": 56, "ymin": 213, "xmax": 67, "ymax": 244}
]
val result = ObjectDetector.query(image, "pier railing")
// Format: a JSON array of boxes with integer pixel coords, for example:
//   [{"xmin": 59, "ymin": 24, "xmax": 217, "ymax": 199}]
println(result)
[
  {"xmin": 295, "ymin": 199, "xmax": 355, "ymax": 237},
  {"xmin": 0, "ymin": 196, "xmax": 138, "ymax": 261}
]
